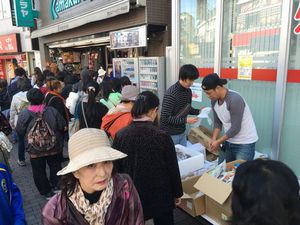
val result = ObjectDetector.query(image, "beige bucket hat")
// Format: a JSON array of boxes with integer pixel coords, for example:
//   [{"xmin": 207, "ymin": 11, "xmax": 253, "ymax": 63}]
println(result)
[{"xmin": 57, "ymin": 128, "xmax": 127, "ymax": 176}]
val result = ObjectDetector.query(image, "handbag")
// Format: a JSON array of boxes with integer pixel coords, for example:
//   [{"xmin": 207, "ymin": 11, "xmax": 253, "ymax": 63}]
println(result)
[
  {"xmin": 68, "ymin": 101, "xmax": 81, "ymax": 137},
  {"xmin": 0, "ymin": 112, "xmax": 12, "ymax": 135},
  {"xmin": 0, "ymin": 131, "xmax": 13, "ymax": 171},
  {"xmin": 68, "ymin": 118, "xmax": 80, "ymax": 137}
]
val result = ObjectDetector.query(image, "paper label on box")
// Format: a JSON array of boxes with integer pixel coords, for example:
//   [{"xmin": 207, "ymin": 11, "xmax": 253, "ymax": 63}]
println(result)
[{"xmin": 186, "ymin": 201, "xmax": 193, "ymax": 210}]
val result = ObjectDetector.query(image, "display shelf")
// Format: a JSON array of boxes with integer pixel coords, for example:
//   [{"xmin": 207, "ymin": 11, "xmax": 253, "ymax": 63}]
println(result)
[
  {"xmin": 138, "ymin": 57, "xmax": 165, "ymax": 101},
  {"xmin": 139, "ymin": 79, "xmax": 158, "ymax": 82},
  {"xmin": 140, "ymin": 86, "xmax": 158, "ymax": 90},
  {"xmin": 139, "ymin": 65, "xmax": 158, "ymax": 68}
]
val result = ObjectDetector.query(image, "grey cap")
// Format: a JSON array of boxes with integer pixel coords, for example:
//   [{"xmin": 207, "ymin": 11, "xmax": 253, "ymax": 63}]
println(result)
[{"xmin": 121, "ymin": 85, "xmax": 139, "ymax": 101}]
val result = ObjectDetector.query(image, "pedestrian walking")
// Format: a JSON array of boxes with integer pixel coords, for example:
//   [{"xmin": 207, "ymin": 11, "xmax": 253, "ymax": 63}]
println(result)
[
  {"xmin": 101, "ymin": 85, "xmax": 139, "ymax": 140},
  {"xmin": 78, "ymin": 81, "xmax": 108, "ymax": 129},
  {"xmin": 9, "ymin": 78, "xmax": 32, "ymax": 166},
  {"xmin": 16, "ymin": 88, "xmax": 66, "ymax": 199},
  {"xmin": 42, "ymin": 128, "xmax": 144, "ymax": 225},
  {"xmin": 113, "ymin": 91, "xmax": 183, "ymax": 225}
]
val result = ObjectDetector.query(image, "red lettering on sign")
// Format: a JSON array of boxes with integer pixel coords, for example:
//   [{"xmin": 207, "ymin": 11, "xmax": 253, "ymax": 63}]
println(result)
[{"xmin": 294, "ymin": 2, "xmax": 300, "ymax": 34}]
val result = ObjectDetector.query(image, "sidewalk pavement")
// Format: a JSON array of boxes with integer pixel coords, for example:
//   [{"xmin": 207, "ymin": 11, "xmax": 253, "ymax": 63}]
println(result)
[{"xmin": 9, "ymin": 142, "xmax": 207, "ymax": 225}]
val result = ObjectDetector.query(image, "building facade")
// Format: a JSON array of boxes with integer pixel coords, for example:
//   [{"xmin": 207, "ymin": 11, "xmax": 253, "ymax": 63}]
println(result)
[
  {"xmin": 171, "ymin": 0, "xmax": 300, "ymax": 177},
  {"xmin": 33, "ymin": 0, "xmax": 171, "ymax": 74},
  {"xmin": 0, "ymin": 1, "xmax": 39, "ymax": 81}
]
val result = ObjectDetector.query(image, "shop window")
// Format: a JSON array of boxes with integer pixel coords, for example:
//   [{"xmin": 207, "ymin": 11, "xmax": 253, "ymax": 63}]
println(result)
[
  {"xmin": 221, "ymin": 0, "xmax": 282, "ymax": 81},
  {"xmin": 180, "ymin": 0, "xmax": 216, "ymax": 75},
  {"xmin": 280, "ymin": 0, "xmax": 300, "ymax": 178}
]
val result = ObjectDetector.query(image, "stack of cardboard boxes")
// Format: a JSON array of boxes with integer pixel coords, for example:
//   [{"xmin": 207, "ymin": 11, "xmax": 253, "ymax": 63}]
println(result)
[{"xmin": 178, "ymin": 126, "xmax": 244, "ymax": 225}]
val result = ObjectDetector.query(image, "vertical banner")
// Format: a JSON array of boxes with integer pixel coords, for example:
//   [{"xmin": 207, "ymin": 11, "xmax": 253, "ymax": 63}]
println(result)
[
  {"xmin": 238, "ymin": 55, "xmax": 253, "ymax": 80},
  {"xmin": 14, "ymin": 0, "xmax": 34, "ymax": 27},
  {"xmin": 0, "ymin": 60, "xmax": 6, "ymax": 80}
]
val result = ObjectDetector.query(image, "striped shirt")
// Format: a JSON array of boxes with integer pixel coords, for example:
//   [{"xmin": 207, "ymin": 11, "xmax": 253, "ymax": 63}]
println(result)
[{"xmin": 160, "ymin": 81, "xmax": 199, "ymax": 135}]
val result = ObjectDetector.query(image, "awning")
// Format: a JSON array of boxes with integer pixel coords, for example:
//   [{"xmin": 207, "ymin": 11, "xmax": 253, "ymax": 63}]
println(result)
[
  {"xmin": 48, "ymin": 36, "xmax": 110, "ymax": 48},
  {"xmin": 31, "ymin": 0, "xmax": 129, "ymax": 38}
]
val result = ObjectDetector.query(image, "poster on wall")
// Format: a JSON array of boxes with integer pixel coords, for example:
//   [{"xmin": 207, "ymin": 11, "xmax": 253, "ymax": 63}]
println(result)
[
  {"xmin": 110, "ymin": 25, "xmax": 147, "ymax": 49},
  {"xmin": 0, "ymin": 60, "xmax": 5, "ymax": 79},
  {"xmin": 5, "ymin": 61, "xmax": 15, "ymax": 80},
  {"xmin": 238, "ymin": 55, "xmax": 253, "ymax": 80},
  {"xmin": 0, "ymin": 34, "xmax": 20, "ymax": 54},
  {"xmin": 121, "ymin": 58, "xmax": 138, "ymax": 85},
  {"xmin": 191, "ymin": 83, "xmax": 202, "ymax": 102},
  {"xmin": 113, "ymin": 58, "xmax": 122, "ymax": 78}
]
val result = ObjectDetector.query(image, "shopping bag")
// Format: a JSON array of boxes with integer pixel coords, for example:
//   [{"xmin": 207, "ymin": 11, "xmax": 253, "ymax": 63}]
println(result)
[{"xmin": 68, "ymin": 118, "xmax": 80, "ymax": 137}]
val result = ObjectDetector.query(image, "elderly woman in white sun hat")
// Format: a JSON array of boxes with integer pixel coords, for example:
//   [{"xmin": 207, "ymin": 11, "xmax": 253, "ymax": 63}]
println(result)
[{"xmin": 42, "ymin": 128, "xmax": 144, "ymax": 225}]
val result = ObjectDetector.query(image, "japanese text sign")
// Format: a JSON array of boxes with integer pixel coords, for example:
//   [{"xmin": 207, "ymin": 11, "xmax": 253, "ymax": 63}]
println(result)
[{"xmin": 14, "ymin": 0, "xmax": 34, "ymax": 27}]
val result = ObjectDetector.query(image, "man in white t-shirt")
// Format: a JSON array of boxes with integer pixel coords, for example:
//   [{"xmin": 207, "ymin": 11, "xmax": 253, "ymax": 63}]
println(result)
[{"xmin": 201, "ymin": 73, "xmax": 258, "ymax": 163}]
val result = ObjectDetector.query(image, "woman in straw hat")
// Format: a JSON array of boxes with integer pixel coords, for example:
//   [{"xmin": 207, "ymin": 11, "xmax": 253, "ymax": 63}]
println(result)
[
  {"xmin": 113, "ymin": 91, "xmax": 183, "ymax": 225},
  {"xmin": 42, "ymin": 128, "xmax": 144, "ymax": 225}
]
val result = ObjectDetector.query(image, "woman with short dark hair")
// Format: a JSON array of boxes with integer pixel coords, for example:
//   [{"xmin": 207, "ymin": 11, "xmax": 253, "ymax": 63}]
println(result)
[
  {"xmin": 113, "ymin": 91, "xmax": 183, "ymax": 225},
  {"xmin": 232, "ymin": 159, "xmax": 300, "ymax": 225}
]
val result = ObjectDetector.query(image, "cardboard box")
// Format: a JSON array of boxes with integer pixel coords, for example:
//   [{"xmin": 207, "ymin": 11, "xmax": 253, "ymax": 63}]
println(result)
[
  {"xmin": 194, "ymin": 160, "xmax": 245, "ymax": 224},
  {"xmin": 179, "ymin": 176, "xmax": 205, "ymax": 217},
  {"xmin": 175, "ymin": 145, "xmax": 204, "ymax": 177},
  {"xmin": 188, "ymin": 126, "xmax": 220, "ymax": 155},
  {"xmin": 205, "ymin": 196, "xmax": 231, "ymax": 225}
]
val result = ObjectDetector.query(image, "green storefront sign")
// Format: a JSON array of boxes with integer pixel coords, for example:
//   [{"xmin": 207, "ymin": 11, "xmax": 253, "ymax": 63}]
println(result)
[
  {"xmin": 51, "ymin": 0, "xmax": 82, "ymax": 20},
  {"xmin": 14, "ymin": 0, "xmax": 34, "ymax": 27}
]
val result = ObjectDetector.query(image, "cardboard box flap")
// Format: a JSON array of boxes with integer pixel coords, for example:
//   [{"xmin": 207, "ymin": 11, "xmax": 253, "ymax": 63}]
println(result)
[
  {"xmin": 182, "ymin": 193, "xmax": 192, "ymax": 200},
  {"xmin": 182, "ymin": 175, "xmax": 201, "ymax": 194},
  {"xmin": 194, "ymin": 173, "xmax": 232, "ymax": 205}
]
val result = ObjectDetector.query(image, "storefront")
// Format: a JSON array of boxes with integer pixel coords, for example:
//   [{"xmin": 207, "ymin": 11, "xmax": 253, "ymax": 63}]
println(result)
[
  {"xmin": 32, "ymin": 0, "xmax": 171, "ymax": 74},
  {"xmin": 171, "ymin": 0, "xmax": 300, "ymax": 177},
  {"xmin": 0, "ymin": 33, "xmax": 31, "ymax": 81}
]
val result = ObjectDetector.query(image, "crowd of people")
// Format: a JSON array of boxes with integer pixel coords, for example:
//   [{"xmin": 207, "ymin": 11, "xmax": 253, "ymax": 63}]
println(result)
[{"xmin": 0, "ymin": 64, "xmax": 299, "ymax": 225}]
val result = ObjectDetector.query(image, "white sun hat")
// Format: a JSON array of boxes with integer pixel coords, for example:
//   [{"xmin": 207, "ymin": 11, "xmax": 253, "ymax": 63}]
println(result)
[{"xmin": 57, "ymin": 128, "xmax": 127, "ymax": 175}]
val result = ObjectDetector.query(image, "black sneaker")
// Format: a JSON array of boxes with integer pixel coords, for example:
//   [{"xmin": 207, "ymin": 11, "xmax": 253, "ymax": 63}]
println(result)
[
  {"xmin": 17, "ymin": 160, "xmax": 26, "ymax": 167},
  {"xmin": 44, "ymin": 191, "xmax": 55, "ymax": 200}
]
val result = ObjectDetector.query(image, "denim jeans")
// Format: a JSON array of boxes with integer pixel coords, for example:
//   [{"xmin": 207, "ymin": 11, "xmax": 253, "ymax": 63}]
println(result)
[
  {"xmin": 218, "ymin": 141, "xmax": 256, "ymax": 164},
  {"xmin": 171, "ymin": 132, "xmax": 187, "ymax": 146}
]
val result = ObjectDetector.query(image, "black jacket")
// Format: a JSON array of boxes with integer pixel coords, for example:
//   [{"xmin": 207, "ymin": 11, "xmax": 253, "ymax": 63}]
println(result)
[
  {"xmin": 78, "ymin": 102, "xmax": 108, "ymax": 129},
  {"xmin": 0, "ymin": 88, "xmax": 11, "ymax": 111},
  {"xmin": 113, "ymin": 121, "xmax": 183, "ymax": 219},
  {"xmin": 44, "ymin": 93, "xmax": 69, "ymax": 123}
]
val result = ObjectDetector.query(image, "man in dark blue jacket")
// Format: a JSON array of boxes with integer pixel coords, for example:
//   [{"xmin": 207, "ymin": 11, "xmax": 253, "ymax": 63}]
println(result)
[{"xmin": 0, "ymin": 163, "xmax": 26, "ymax": 224}]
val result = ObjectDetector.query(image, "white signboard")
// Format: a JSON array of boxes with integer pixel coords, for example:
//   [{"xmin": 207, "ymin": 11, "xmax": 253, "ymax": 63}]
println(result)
[{"xmin": 110, "ymin": 25, "xmax": 147, "ymax": 49}]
